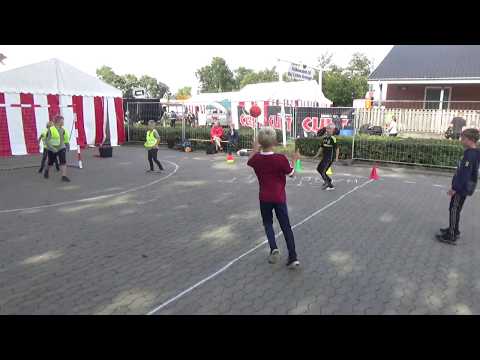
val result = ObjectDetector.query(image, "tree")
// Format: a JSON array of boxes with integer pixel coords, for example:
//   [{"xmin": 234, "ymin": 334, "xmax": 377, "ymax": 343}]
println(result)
[
  {"xmin": 347, "ymin": 52, "xmax": 373, "ymax": 77},
  {"xmin": 318, "ymin": 52, "xmax": 334, "ymax": 70},
  {"xmin": 138, "ymin": 75, "xmax": 168, "ymax": 98},
  {"xmin": 315, "ymin": 52, "xmax": 373, "ymax": 106},
  {"xmin": 96, "ymin": 66, "xmax": 125, "ymax": 91},
  {"xmin": 234, "ymin": 67, "xmax": 255, "ymax": 89},
  {"xmin": 175, "ymin": 86, "xmax": 192, "ymax": 100},
  {"xmin": 238, "ymin": 67, "xmax": 278, "ymax": 88},
  {"xmin": 96, "ymin": 66, "xmax": 169, "ymax": 98},
  {"xmin": 196, "ymin": 57, "xmax": 235, "ymax": 93}
]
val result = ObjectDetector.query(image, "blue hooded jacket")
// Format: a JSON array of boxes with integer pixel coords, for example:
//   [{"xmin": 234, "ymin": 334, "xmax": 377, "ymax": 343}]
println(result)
[{"xmin": 452, "ymin": 148, "xmax": 480, "ymax": 196}]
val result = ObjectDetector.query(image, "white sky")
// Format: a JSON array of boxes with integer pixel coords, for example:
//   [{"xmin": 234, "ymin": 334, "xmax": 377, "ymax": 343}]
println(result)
[{"xmin": 0, "ymin": 45, "xmax": 392, "ymax": 94}]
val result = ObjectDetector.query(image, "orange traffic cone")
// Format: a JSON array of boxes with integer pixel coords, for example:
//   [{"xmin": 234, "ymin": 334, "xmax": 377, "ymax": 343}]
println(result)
[
  {"xmin": 369, "ymin": 166, "xmax": 379, "ymax": 180},
  {"xmin": 226, "ymin": 153, "xmax": 234, "ymax": 164}
]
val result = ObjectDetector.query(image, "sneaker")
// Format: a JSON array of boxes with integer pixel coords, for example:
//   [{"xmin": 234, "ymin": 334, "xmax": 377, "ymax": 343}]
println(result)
[
  {"xmin": 321, "ymin": 183, "xmax": 329, "ymax": 190},
  {"xmin": 440, "ymin": 228, "xmax": 460, "ymax": 237},
  {"xmin": 326, "ymin": 185, "xmax": 335, "ymax": 191},
  {"xmin": 146, "ymin": 169, "xmax": 154, "ymax": 173},
  {"xmin": 436, "ymin": 233, "xmax": 457, "ymax": 245},
  {"xmin": 43, "ymin": 170, "xmax": 49, "ymax": 179},
  {"xmin": 38, "ymin": 168, "xmax": 43, "ymax": 173},
  {"xmin": 55, "ymin": 165, "xmax": 60, "ymax": 171},
  {"xmin": 268, "ymin": 249, "xmax": 280, "ymax": 264},
  {"xmin": 61, "ymin": 176, "xmax": 71, "ymax": 182},
  {"xmin": 158, "ymin": 168, "xmax": 164, "ymax": 172},
  {"xmin": 286, "ymin": 259, "xmax": 300, "ymax": 269}
]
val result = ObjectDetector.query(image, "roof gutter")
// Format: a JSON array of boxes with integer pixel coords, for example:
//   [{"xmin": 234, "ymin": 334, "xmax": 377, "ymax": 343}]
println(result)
[{"xmin": 368, "ymin": 78, "xmax": 480, "ymax": 85}]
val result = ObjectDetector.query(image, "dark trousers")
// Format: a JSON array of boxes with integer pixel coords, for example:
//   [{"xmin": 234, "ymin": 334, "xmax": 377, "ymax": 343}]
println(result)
[
  {"xmin": 39, "ymin": 149, "xmax": 59, "ymax": 171},
  {"xmin": 317, "ymin": 158, "xmax": 333, "ymax": 185},
  {"xmin": 260, "ymin": 201, "xmax": 297, "ymax": 261},
  {"xmin": 449, "ymin": 193, "xmax": 467, "ymax": 238},
  {"xmin": 147, "ymin": 148, "xmax": 163, "ymax": 171},
  {"xmin": 227, "ymin": 141, "xmax": 238, "ymax": 154},
  {"xmin": 48, "ymin": 148, "xmax": 66, "ymax": 166},
  {"xmin": 170, "ymin": 120, "xmax": 176, "ymax": 128}
]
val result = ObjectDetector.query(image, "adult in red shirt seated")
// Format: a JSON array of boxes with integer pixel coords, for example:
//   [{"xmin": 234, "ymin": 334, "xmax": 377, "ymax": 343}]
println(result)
[{"xmin": 210, "ymin": 121, "xmax": 224, "ymax": 152}]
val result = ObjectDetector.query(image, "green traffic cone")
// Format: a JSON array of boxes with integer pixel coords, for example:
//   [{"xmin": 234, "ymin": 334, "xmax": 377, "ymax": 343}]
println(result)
[{"xmin": 294, "ymin": 159, "xmax": 303, "ymax": 172}]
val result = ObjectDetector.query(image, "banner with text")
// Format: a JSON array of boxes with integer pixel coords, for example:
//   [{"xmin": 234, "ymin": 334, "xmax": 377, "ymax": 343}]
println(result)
[
  {"xmin": 238, "ymin": 103, "xmax": 294, "ymax": 135},
  {"xmin": 287, "ymin": 63, "xmax": 314, "ymax": 81},
  {"xmin": 295, "ymin": 107, "xmax": 355, "ymax": 137}
]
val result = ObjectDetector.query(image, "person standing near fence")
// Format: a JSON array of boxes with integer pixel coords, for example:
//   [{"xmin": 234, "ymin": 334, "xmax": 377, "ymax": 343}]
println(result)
[
  {"xmin": 170, "ymin": 111, "xmax": 177, "ymax": 128},
  {"xmin": 247, "ymin": 127, "xmax": 300, "ymax": 269},
  {"xmin": 313, "ymin": 124, "xmax": 339, "ymax": 190},
  {"xmin": 437, "ymin": 128, "xmax": 480, "ymax": 245},
  {"xmin": 227, "ymin": 122, "xmax": 239, "ymax": 154},
  {"xmin": 450, "ymin": 115, "xmax": 467, "ymax": 140},
  {"xmin": 387, "ymin": 116, "xmax": 398, "ymax": 137},
  {"xmin": 145, "ymin": 120, "xmax": 164, "ymax": 173},
  {"xmin": 44, "ymin": 115, "xmax": 70, "ymax": 182}
]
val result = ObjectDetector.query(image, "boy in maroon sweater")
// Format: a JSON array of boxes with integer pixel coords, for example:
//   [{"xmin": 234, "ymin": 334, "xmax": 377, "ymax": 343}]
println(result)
[{"xmin": 247, "ymin": 127, "xmax": 301, "ymax": 268}]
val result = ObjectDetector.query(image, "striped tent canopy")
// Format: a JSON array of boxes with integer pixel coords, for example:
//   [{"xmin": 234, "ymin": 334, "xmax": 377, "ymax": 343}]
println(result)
[{"xmin": 0, "ymin": 59, "xmax": 125, "ymax": 156}]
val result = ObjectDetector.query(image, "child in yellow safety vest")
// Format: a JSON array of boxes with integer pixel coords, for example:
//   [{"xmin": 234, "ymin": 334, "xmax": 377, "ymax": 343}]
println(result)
[
  {"xmin": 145, "ymin": 120, "xmax": 164, "ymax": 172},
  {"xmin": 44, "ymin": 115, "xmax": 71, "ymax": 182},
  {"xmin": 38, "ymin": 121, "xmax": 59, "ymax": 173}
]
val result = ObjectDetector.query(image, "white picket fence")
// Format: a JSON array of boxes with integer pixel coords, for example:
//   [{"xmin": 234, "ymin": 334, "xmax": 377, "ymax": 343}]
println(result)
[{"xmin": 355, "ymin": 108, "xmax": 480, "ymax": 133}]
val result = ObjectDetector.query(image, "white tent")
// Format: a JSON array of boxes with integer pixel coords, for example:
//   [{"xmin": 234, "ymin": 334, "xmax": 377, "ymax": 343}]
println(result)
[
  {"xmin": 235, "ymin": 80, "xmax": 332, "ymax": 106},
  {"xmin": 0, "ymin": 59, "xmax": 125, "ymax": 156},
  {"xmin": 186, "ymin": 92, "xmax": 237, "ymax": 104},
  {"xmin": 183, "ymin": 81, "xmax": 331, "ymax": 110},
  {"xmin": 0, "ymin": 58, "xmax": 121, "ymax": 97}
]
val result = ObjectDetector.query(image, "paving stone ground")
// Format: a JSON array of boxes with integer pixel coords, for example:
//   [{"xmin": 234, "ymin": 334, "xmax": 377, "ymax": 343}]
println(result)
[{"xmin": 0, "ymin": 146, "xmax": 479, "ymax": 315}]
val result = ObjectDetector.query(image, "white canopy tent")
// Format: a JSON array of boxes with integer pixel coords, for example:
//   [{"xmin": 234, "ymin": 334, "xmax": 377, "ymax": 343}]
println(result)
[
  {"xmin": 0, "ymin": 59, "xmax": 125, "ymax": 157},
  {"xmin": 0, "ymin": 58, "xmax": 122, "ymax": 97},
  {"xmin": 234, "ymin": 80, "xmax": 332, "ymax": 106},
  {"xmin": 183, "ymin": 81, "xmax": 332, "ymax": 129}
]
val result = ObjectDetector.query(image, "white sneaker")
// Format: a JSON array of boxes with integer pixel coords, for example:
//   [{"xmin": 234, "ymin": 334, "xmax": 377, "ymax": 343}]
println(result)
[
  {"xmin": 287, "ymin": 259, "xmax": 300, "ymax": 269},
  {"xmin": 268, "ymin": 249, "xmax": 280, "ymax": 264}
]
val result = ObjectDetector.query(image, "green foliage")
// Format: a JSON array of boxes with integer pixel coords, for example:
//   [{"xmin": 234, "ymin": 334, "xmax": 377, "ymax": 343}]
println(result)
[
  {"xmin": 175, "ymin": 86, "xmax": 192, "ymax": 99},
  {"xmin": 196, "ymin": 57, "xmax": 236, "ymax": 93},
  {"xmin": 197, "ymin": 59, "xmax": 280, "ymax": 93},
  {"xmin": 295, "ymin": 136, "xmax": 464, "ymax": 168},
  {"xmin": 237, "ymin": 67, "xmax": 278, "ymax": 88},
  {"xmin": 96, "ymin": 66, "xmax": 169, "ymax": 98},
  {"xmin": 295, "ymin": 136, "xmax": 353, "ymax": 160},
  {"xmin": 315, "ymin": 52, "xmax": 373, "ymax": 106}
]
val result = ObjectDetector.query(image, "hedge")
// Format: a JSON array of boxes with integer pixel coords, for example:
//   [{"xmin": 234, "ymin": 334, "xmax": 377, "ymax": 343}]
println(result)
[
  {"xmin": 127, "ymin": 125, "xmax": 464, "ymax": 168},
  {"xmin": 295, "ymin": 135, "xmax": 464, "ymax": 168},
  {"xmin": 126, "ymin": 125, "xmax": 283, "ymax": 150}
]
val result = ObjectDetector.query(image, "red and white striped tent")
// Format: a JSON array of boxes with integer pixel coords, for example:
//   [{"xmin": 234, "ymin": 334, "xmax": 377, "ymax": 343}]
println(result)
[{"xmin": 0, "ymin": 58, "xmax": 125, "ymax": 157}]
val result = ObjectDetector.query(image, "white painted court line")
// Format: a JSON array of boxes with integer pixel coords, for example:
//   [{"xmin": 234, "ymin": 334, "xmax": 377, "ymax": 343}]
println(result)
[
  {"xmin": 432, "ymin": 184, "xmax": 444, "ymax": 188},
  {"xmin": 147, "ymin": 178, "xmax": 374, "ymax": 315},
  {"xmin": 404, "ymin": 181, "xmax": 417, "ymax": 184},
  {"xmin": 0, "ymin": 160, "xmax": 179, "ymax": 215}
]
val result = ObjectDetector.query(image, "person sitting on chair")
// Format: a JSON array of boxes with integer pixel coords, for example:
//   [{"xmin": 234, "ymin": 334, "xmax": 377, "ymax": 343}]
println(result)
[{"xmin": 210, "ymin": 121, "xmax": 224, "ymax": 152}]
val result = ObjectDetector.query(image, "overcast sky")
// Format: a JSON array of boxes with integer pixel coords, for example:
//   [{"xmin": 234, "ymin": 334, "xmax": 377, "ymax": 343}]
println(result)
[{"xmin": 0, "ymin": 45, "xmax": 392, "ymax": 93}]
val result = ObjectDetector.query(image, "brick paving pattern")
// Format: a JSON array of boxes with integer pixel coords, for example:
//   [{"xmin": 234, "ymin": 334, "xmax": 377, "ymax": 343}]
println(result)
[{"xmin": 0, "ymin": 146, "xmax": 478, "ymax": 315}]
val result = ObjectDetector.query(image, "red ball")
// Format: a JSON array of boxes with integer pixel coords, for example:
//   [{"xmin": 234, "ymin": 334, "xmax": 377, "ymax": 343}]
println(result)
[{"xmin": 249, "ymin": 104, "xmax": 262, "ymax": 118}]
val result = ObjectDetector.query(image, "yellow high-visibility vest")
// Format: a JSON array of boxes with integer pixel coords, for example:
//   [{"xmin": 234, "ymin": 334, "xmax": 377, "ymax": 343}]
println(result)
[{"xmin": 145, "ymin": 130, "xmax": 158, "ymax": 148}]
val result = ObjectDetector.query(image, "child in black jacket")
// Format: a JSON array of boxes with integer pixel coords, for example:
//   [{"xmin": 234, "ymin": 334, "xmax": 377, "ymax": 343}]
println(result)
[{"xmin": 437, "ymin": 128, "xmax": 480, "ymax": 245}]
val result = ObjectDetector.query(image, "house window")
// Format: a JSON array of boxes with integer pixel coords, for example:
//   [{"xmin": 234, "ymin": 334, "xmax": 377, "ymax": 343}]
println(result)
[{"xmin": 424, "ymin": 87, "xmax": 451, "ymax": 110}]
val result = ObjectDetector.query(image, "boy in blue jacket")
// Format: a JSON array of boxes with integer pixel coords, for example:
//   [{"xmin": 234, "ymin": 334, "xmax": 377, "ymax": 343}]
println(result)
[{"xmin": 436, "ymin": 128, "xmax": 480, "ymax": 245}]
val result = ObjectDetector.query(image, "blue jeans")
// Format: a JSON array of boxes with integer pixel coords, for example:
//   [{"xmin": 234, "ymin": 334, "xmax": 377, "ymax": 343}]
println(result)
[{"xmin": 260, "ymin": 201, "xmax": 297, "ymax": 261}]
